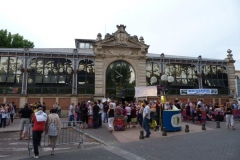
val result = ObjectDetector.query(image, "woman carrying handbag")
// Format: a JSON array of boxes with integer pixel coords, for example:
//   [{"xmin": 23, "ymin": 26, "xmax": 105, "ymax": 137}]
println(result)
[{"xmin": 45, "ymin": 109, "xmax": 61, "ymax": 155}]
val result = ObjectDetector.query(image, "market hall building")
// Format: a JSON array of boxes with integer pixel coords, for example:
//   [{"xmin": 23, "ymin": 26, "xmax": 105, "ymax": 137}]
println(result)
[{"xmin": 0, "ymin": 25, "xmax": 236, "ymax": 112}]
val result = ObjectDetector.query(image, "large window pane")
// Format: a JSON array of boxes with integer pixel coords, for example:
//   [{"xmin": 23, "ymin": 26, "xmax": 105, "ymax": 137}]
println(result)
[
  {"xmin": 85, "ymin": 43, "xmax": 90, "ymax": 48},
  {"xmin": 79, "ymin": 43, "xmax": 85, "ymax": 48}
]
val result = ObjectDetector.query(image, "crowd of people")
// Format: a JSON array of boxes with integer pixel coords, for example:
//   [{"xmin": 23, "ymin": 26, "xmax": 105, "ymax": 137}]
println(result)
[
  {"xmin": 69, "ymin": 98, "xmax": 240, "ymax": 135},
  {"xmin": 68, "ymin": 99, "xmax": 154, "ymax": 137},
  {"xmin": 0, "ymin": 102, "xmax": 16, "ymax": 128},
  {"xmin": 28, "ymin": 102, "xmax": 62, "ymax": 116},
  {"xmin": 1, "ymin": 98, "xmax": 239, "ymax": 158}
]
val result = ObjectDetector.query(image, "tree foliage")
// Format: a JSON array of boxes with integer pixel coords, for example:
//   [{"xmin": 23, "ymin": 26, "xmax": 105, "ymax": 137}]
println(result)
[{"xmin": 0, "ymin": 29, "xmax": 34, "ymax": 48}]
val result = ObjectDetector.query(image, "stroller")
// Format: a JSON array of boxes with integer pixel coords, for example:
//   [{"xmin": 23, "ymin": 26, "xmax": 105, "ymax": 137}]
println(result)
[{"xmin": 149, "ymin": 111, "xmax": 158, "ymax": 131}]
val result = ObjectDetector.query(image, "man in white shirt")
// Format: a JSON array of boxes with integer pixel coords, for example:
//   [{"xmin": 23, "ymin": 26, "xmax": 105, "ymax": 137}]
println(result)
[
  {"xmin": 197, "ymin": 99, "xmax": 205, "ymax": 111},
  {"xmin": 143, "ymin": 100, "xmax": 151, "ymax": 138},
  {"xmin": 110, "ymin": 100, "xmax": 116, "ymax": 110},
  {"xmin": 68, "ymin": 103, "xmax": 75, "ymax": 126},
  {"xmin": 98, "ymin": 100, "xmax": 103, "ymax": 127}
]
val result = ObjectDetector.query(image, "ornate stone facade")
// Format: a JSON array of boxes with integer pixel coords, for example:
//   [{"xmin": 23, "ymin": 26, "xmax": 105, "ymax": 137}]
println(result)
[{"xmin": 93, "ymin": 25, "xmax": 149, "ymax": 99}]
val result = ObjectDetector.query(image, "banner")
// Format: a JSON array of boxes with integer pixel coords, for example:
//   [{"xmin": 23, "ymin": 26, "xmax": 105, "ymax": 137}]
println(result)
[
  {"xmin": 135, "ymin": 86, "xmax": 157, "ymax": 97},
  {"xmin": 180, "ymin": 89, "xmax": 218, "ymax": 95}
]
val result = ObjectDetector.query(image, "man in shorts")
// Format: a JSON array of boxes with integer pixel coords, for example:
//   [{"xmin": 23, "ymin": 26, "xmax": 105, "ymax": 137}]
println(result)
[{"xmin": 18, "ymin": 103, "xmax": 33, "ymax": 140}]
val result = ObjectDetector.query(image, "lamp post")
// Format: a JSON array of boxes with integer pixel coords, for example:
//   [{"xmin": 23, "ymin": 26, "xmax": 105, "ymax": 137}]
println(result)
[{"xmin": 159, "ymin": 74, "xmax": 174, "ymax": 131}]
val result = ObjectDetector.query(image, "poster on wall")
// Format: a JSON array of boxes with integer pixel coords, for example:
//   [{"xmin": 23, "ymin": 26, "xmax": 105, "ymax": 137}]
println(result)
[
  {"xmin": 28, "ymin": 58, "xmax": 73, "ymax": 84},
  {"xmin": 180, "ymin": 89, "xmax": 218, "ymax": 95},
  {"xmin": 0, "ymin": 57, "xmax": 23, "ymax": 83},
  {"xmin": 135, "ymin": 86, "xmax": 157, "ymax": 97}
]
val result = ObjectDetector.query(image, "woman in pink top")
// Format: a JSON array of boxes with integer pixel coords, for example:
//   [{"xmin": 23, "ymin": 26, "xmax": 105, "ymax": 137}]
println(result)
[{"xmin": 122, "ymin": 106, "xmax": 127, "ymax": 129}]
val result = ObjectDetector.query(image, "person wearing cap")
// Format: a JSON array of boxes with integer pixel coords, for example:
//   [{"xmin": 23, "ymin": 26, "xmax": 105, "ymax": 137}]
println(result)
[
  {"xmin": 15, "ymin": 70, "xmax": 23, "ymax": 83},
  {"xmin": 43, "ymin": 66, "xmax": 50, "ymax": 83},
  {"xmin": 0, "ymin": 61, "xmax": 13, "ymax": 74},
  {"xmin": 32, "ymin": 107, "xmax": 47, "ymax": 158},
  {"xmin": 142, "ymin": 100, "xmax": 151, "ymax": 138},
  {"xmin": 87, "ymin": 65, "xmax": 94, "ymax": 84},
  {"xmin": 63, "ymin": 62, "xmax": 69, "ymax": 72},
  {"xmin": 58, "ymin": 65, "xmax": 65, "ymax": 75},
  {"xmin": 18, "ymin": 103, "xmax": 34, "ymax": 140},
  {"xmin": 78, "ymin": 63, "xmax": 87, "ymax": 84},
  {"xmin": 30, "ymin": 60, "xmax": 36, "ymax": 69},
  {"xmin": 52, "ymin": 67, "xmax": 58, "ymax": 83},
  {"xmin": 66, "ymin": 67, "xmax": 72, "ymax": 75}
]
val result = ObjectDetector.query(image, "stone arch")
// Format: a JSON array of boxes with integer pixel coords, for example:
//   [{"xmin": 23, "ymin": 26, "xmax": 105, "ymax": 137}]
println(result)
[{"xmin": 102, "ymin": 57, "xmax": 138, "ymax": 96}]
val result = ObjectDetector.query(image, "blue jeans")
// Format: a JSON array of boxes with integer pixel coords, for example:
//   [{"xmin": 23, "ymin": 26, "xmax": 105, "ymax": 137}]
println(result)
[
  {"xmin": 142, "ymin": 118, "xmax": 151, "ymax": 136},
  {"xmin": 103, "ymin": 112, "xmax": 108, "ymax": 123},
  {"xmin": 68, "ymin": 115, "xmax": 75, "ymax": 126}
]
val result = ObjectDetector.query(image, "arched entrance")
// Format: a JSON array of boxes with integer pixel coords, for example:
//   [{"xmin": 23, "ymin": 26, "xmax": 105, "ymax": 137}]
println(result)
[{"xmin": 106, "ymin": 60, "xmax": 135, "ymax": 101}]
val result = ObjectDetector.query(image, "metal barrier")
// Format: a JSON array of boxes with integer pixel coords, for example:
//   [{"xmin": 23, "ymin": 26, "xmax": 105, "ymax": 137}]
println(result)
[{"xmin": 28, "ymin": 121, "xmax": 85, "ymax": 156}]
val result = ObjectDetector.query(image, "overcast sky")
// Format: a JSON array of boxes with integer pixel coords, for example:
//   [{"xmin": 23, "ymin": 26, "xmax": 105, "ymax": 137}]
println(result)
[{"xmin": 1, "ymin": 0, "xmax": 240, "ymax": 69}]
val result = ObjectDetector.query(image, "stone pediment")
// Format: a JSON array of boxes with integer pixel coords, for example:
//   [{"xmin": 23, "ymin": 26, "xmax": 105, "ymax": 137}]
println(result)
[{"xmin": 93, "ymin": 25, "xmax": 149, "ymax": 56}]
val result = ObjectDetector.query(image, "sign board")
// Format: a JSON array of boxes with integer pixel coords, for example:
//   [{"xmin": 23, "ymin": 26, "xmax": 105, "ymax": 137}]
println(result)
[
  {"xmin": 157, "ymin": 85, "xmax": 165, "ymax": 90},
  {"xmin": 135, "ymin": 86, "xmax": 157, "ymax": 97},
  {"xmin": 180, "ymin": 89, "xmax": 218, "ymax": 95}
]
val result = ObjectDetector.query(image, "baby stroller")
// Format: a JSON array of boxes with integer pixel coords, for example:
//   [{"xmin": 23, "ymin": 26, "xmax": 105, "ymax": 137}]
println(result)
[{"xmin": 149, "ymin": 111, "xmax": 158, "ymax": 131}]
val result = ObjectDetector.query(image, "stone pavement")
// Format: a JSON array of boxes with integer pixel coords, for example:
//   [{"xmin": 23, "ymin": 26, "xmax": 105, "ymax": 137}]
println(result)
[{"xmin": 1, "ymin": 117, "xmax": 240, "ymax": 160}]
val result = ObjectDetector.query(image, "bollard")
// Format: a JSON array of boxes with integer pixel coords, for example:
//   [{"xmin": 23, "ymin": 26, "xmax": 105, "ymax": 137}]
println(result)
[
  {"xmin": 162, "ymin": 127, "xmax": 167, "ymax": 136},
  {"xmin": 139, "ymin": 131, "xmax": 144, "ymax": 139},
  {"xmin": 185, "ymin": 125, "xmax": 189, "ymax": 133},
  {"xmin": 216, "ymin": 121, "xmax": 220, "ymax": 128},
  {"xmin": 202, "ymin": 123, "xmax": 206, "ymax": 130}
]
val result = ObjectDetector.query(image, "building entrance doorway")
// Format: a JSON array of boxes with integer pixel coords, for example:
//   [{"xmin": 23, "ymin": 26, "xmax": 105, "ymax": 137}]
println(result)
[{"xmin": 105, "ymin": 60, "xmax": 135, "ymax": 100}]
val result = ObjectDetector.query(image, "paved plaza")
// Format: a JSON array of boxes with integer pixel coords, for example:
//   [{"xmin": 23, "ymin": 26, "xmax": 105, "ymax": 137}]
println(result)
[{"xmin": 0, "ymin": 118, "xmax": 240, "ymax": 160}]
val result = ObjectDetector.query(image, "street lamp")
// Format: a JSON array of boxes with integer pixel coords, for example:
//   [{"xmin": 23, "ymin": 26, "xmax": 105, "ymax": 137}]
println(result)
[{"xmin": 159, "ymin": 74, "xmax": 174, "ymax": 131}]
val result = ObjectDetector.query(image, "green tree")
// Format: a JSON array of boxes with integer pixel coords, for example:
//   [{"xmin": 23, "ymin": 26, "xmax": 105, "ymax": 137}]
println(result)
[{"xmin": 0, "ymin": 29, "xmax": 34, "ymax": 48}]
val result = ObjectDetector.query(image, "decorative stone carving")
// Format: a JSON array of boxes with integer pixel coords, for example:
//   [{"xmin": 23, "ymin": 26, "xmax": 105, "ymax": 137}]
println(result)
[
  {"xmin": 129, "ymin": 35, "xmax": 139, "ymax": 42},
  {"xmin": 116, "ymin": 24, "xmax": 126, "ymax": 31},
  {"xmin": 105, "ymin": 33, "xmax": 114, "ymax": 39},
  {"xmin": 139, "ymin": 36, "xmax": 144, "ymax": 43},
  {"xmin": 115, "ymin": 32, "xmax": 128, "ymax": 45},
  {"xmin": 93, "ymin": 24, "xmax": 149, "ymax": 57},
  {"xmin": 108, "ymin": 49, "xmax": 131, "ymax": 56},
  {"xmin": 96, "ymin": 33, "xmax": 102, "ymax": 41},
  {"xmin": 227, "ymin": 49, "xmax": 234, "ymax": 61}
]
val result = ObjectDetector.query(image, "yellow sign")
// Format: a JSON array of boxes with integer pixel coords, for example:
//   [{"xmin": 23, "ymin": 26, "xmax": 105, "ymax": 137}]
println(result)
[{"xmin": 161, "ymin": 96, "xmax": 166, "ymax": 103}]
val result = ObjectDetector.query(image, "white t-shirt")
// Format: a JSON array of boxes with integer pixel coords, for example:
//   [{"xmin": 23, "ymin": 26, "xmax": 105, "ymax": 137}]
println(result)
[
  {"xmin": 98, "ymin": 103, "xmax": 103, "ymax": 113},
  {"xmin": 126, "ymin": 106, "xmax": 131, "ymax": 115},
  {"xmin": 88, "ymin": 105, "xmax": 93, "ymax": 115},
  {"xmin": 143, "ymin": 105, "xmax": 150, "ymax": 119},
  {"xmin": 68, "ymin": 105, "xmax": 74, "ymax": 116},
  {"xmin": 110, "ymin": 102, "xmax": 116, "ymax": 110}
]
